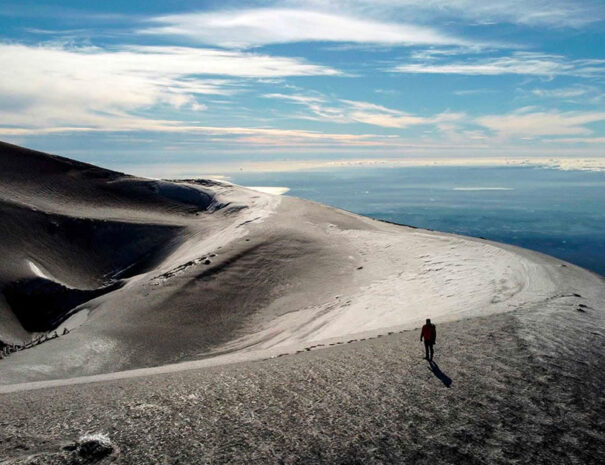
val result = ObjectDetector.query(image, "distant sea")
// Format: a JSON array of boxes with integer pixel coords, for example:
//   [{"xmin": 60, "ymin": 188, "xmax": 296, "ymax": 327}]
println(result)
[{"xmin": 228, "ymin": 166, "xmax": 605, "ymax": 276}]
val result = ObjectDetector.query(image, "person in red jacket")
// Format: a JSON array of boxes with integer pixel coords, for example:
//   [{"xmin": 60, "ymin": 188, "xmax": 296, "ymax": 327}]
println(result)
[{"xmin": 420, "ymin": 318, "xmax": 436, "ymax": 360}]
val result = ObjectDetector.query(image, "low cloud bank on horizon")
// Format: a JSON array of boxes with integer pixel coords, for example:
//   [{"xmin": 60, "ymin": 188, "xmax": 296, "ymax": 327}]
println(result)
[{"xmin": 0, "ymin": 0, "xmax": 603, "ymax": 167}]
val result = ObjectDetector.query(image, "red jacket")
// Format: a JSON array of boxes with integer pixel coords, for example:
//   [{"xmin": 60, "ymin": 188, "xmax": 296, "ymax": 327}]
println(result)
[{"xmin": 421, "ymin": 324, "xmax": 436, "ymax": 343}]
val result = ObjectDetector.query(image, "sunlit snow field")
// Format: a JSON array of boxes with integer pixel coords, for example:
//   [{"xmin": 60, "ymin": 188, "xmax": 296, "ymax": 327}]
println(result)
[{"xmin": 230, "ymin": 166, "xmax": 605, "ymax": 276}]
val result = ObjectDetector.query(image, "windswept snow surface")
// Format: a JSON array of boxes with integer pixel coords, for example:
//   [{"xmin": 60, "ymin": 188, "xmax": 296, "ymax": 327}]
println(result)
[
  {"xmin": 0, "ymin": 141, "xmax": 603, "ymax": 389},
  {"xmin": 2, "ymin": 301, "xmax": 604, "ymax": 464}
]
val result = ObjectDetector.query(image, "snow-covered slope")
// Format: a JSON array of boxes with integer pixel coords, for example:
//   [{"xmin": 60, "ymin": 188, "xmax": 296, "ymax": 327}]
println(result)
[{"xmin": 1, "ymin": 141, "xmax": 603, "ymax": 386}]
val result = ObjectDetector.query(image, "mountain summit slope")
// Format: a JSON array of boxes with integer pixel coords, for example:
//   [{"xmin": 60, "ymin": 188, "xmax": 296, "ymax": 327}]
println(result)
[{"xmin": 0, "ymin": 142, "xmax": 603, "ymax": 386}]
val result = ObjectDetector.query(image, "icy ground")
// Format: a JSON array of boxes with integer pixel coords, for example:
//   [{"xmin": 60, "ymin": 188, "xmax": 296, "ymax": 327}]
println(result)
[{"xmin": 1, "ymin": 293, "xmax": 603, "ymax": 464}]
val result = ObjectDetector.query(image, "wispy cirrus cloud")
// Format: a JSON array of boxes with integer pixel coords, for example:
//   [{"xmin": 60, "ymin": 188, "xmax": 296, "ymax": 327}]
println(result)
[
  {"xmin": 262, "ymin": 97, "xmax": 605, "ymax": 143},
  {"xmin": 290, "ymin": 0, "xmax": 602, "ymax": 28},
  {"xmin": 393, "ymin": 52, "xmax": 605, "ymax": 77},
  {"xmin": 0, "ymin": 43, "xmax": 338, "ymax": 132},
  {"xmin": 531, "ymin": 87, "xmax": 590, "ymax": 98},
  {"xmin": 0, "ymin": 123, "xmax": 402, "ymax": 148},
  {"xmin": 264, "ymin": 93, "xmax": 466, "ymax": 129},
  {"xmin": 529, "ymin": 85, "xmax": 604, "ymax": 103},
  {"xmin": 410, "ymin": 0, "xmax": 602, "ymax": 27},
  {"xmin": 343, "ymin": 100, "xmax": 466, "ymax": 129},
  {"xmin": 140, "ymin": 8, "xmax": 471, "ymax": 48},
  {"xmin": 476, "ymin": 108, "xmax": 605, "ymax": 137}
]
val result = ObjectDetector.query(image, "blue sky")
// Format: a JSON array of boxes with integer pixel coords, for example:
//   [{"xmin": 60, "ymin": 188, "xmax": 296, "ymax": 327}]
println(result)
[{"xmin": 1, "ymin": 0, "xmax": 604, "ymax": 175}]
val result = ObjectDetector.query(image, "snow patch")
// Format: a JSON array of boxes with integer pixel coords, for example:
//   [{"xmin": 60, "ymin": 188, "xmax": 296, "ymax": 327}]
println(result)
[
  {"xmin": 452, "ymin": 187, "xmax": 514, "ymax": 191},
  {"xmin": 246, "ymin": 186, "xmax": 290, "ymax": 195},
  {"xmin": 27, "ymin": 260, "xmax": 53, "ymax": 280}
]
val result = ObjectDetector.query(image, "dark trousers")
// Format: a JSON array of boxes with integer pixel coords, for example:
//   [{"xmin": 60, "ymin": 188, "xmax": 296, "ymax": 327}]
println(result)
[{"xmin": 424, "ymin": 341, "xmax": 434, "ymax": 360}]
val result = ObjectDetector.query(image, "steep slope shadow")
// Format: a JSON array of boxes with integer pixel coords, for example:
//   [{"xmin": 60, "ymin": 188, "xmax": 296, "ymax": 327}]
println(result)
[
  {"xmin": 0, "ymin": 141, "xmax": 219, "ymax": 348},
  {"xmin": 0, "ymin": 200, "xmax": 185, "ymax": 345},
  {"xmin": 4, "ymin": 278, "xmax": 123, "ymax": 333},
  {"xmin": 0, "ymin": 141, "xmax": 285, "ymax": 372}
]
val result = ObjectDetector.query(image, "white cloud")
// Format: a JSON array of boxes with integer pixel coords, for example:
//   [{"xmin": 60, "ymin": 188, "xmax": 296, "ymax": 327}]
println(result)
[
  {"xmin": 544, "ymin": 137, "xmax": 605, "ymax": 144},
  {"xmin": 476, "ymin": 109, "xmax": 605, "ymax": 137},
  {"xmin": 0, "ymin": 43, "xmax": 338, "ymax": 131},
  {"xmin": 393, "ymin": 52, "xmax": 605, "ymax": 77},
  {"xmin": 531, "ymin": 87, "xmax": 588, "ymax": 98},
  {"xmin": 530, "ymin": 85, "xmax": 604, "ymax": 103},
  {"xmin": 0, "ymin": 123, "xmax": 402, "ymax": 148},
  {"xmin": 293, "ymin": 0, "xmax": 602, "ymax": 28},
  {"xmin": 264, "ymin": 93, "xmax": 466, "ymax": 129},
  {"xmin": 409, "ymin": 47, "xmax": 488, "ymax": 61},
  {"xmin": 422, "ymin": 0, "xmax": 601, "ymax": 27},
  {"xmin": 347, "ymin": 111, "xmax": 427, "ymax": 128},
  {"xmin": 140, "ymin": 8, "xmax": 470, "ymax": 48},
  {"xmin": 263, "ymin": 93, "xmax": 326, "ymax": 105}
]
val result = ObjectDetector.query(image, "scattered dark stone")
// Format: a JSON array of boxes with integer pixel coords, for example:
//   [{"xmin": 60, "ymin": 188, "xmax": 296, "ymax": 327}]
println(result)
[
  {"xmin": 77, "ymin": 436, "xmax": 114, "ymax": 460},
  {"xmin": 357, "ymin": 266, "xmax": 363, "ymax": 270},
  {"xmin": 203, "ymin": 259, "xmax": 211, "ymax": 265},
  {"xmin": 573, "ymin": 293, "xmax": 582, "ymax": 297},
  {"xmin": 577, "ymin": 307, "xmax": 586, "ymax": 313},
  {"xmin": 167, "ymin": 178, "xmax": 223, "ymax": 188}
]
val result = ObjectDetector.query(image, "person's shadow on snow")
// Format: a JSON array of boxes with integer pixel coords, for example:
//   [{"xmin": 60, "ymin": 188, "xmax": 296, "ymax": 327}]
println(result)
[{"xmin": 428, "ymin": 360, "xmax": 452, "ymax": 388}]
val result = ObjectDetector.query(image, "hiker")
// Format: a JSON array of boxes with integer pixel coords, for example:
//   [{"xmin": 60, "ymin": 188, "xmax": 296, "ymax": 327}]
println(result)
[{"xmin": 420, "ymin": 318, "xmax": 436, "ymax": 360}]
